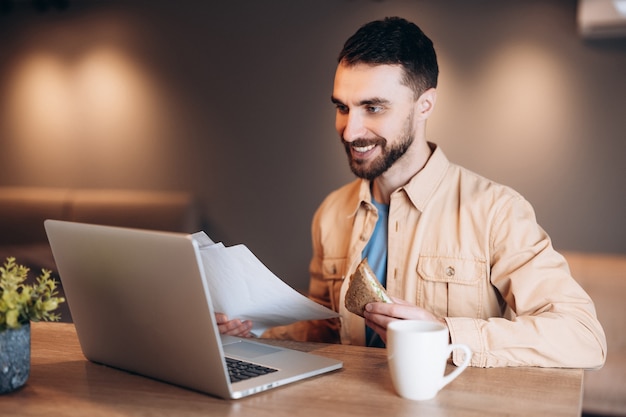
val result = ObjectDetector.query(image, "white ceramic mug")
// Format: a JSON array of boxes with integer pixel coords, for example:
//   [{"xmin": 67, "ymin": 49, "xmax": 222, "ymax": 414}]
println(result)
[{"xmin": 387, "ymin": 320, "xmax": 472, "ymax": 401}]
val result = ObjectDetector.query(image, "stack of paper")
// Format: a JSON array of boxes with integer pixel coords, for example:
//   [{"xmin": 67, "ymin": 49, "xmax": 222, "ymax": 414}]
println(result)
[{"xmin": 192, "ymin": 232, "xmax": 339, "ymax": 336}]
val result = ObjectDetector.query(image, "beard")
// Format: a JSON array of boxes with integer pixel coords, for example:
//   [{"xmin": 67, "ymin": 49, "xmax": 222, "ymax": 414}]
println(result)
[{"xmin": 342, "ymin": 114, "xmax": 415, "ymax": 181}]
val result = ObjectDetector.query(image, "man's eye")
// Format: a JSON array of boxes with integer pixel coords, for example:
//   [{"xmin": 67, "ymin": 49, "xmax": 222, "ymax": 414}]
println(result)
[
  {"xmin": 336, "ymin": 105, "xmax": 349, "ymax": 114},
  {"xmin": 367, "ymin": 106, "xmax": 382, "ymax": 114}
]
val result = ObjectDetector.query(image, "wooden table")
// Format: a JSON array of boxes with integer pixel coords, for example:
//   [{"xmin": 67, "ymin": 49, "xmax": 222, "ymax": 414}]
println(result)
[{"xmin": 2, "ymin": 322, "xmax": 583, "ymax": 416}]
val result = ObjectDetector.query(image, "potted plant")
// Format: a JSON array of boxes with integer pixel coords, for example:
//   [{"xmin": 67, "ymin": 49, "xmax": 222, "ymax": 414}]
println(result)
[{"xmin": 0, "ymin": 257, "xmax": 65, "ymax": 394}]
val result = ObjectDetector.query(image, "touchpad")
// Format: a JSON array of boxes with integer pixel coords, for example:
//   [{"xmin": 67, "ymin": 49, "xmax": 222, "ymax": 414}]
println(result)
[{"xmin": 223, "ymin": 340, "xmax": 281, "ymax": 359}]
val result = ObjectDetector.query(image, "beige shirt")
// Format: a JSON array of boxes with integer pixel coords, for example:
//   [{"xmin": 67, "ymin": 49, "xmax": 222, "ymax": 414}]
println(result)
[{"xmin": 267, "ymin": 144, "xmax": 606, "ymax": 368}]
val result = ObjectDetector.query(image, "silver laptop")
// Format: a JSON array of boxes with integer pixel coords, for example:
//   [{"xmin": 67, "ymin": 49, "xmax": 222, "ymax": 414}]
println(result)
[{"xmin": 44, "ymin": 219, "xmax": 342, "ymax": 399}]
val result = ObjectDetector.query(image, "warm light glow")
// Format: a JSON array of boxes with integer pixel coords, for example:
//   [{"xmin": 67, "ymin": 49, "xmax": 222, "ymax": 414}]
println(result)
[
  {"xmin": 5, "ymin": 53, "xmax": 75, "ymax": 145},
  {"xmin": 73, "ymin": 46, "xmax": 163, "ymax": 152},
  {"xmin": 6, "ymin": 46, "xmax": 161, "ymax": 143},
  {"xmin": 2, "ymin": 37, "xmax": 168, "ymax": 184}
]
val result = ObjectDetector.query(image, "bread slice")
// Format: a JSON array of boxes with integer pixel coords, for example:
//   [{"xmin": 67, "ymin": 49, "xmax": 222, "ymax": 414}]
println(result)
[{"xmin": 345, "ymin": 258, "xmax": 392, "ymax": 317}]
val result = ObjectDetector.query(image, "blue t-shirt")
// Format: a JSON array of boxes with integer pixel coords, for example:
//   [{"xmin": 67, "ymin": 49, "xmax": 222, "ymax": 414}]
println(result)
[{"xmin": 361, "ymin": 198, "xmax": 389, "ymax": 348}]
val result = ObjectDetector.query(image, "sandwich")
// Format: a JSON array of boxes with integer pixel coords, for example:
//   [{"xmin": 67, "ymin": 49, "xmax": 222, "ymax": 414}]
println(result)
[{"xmin": 344, "ymin": 258, "xmax": 392, "ymax": 317}]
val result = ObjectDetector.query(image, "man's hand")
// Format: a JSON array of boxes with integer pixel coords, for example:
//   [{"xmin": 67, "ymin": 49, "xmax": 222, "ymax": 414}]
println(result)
[
  {"xmin": 215, "ymin": 313, "xmax": 254, "ymax": 337},
  {"xmin": 363, "ymin": 296, "xmax": 446, "ymax": 343}
]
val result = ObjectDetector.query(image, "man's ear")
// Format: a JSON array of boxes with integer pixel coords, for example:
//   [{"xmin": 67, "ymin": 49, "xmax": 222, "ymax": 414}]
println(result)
[{"xmin": 416, "ymin": 88, "xmax": 437, "ymax": 120}]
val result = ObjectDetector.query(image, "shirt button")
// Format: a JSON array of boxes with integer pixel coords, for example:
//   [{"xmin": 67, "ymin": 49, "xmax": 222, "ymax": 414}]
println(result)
[{"xmin": 445, "ymin": 266, "xmax": 455, "ymax": 277}]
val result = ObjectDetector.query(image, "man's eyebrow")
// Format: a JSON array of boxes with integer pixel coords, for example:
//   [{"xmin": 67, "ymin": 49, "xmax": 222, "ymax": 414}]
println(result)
[
  {"xmin": 331, "ymin": 96, "xmax": 343, "ymax": 105},
  {"xmin": 330, "ymin": 96, "xmax": 390, "ymax": 106},
  {"xmin": 361, "ymin": 97, "xmax": 390, "ymax": 106}
]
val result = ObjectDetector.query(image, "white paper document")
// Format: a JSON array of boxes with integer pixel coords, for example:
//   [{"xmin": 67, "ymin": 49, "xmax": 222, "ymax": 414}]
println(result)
[{"xmin": 192, "ymin": 232, "xmax": 339, "ymax": 336}]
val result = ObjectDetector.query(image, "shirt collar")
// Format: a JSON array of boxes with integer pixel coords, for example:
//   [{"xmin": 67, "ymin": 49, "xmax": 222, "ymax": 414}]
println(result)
[
  {"xmin": 402, "ymin": 142, "xmax": 449, "ymax": 211},
  {"xmin": 354, "ymin": 142, "xmax": 449, "ymax": 213}
]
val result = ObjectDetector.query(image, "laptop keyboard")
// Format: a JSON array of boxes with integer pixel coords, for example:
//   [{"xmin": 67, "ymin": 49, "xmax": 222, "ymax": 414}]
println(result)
[{"xmin": 226, "ymin": 357, "xmax": 278, "ymax": 383}]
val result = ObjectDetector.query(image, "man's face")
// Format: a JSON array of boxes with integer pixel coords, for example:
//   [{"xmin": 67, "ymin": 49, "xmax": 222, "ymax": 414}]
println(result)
[{"xmin": 332, "ymin": 63, "xmax": 418, "ymax": 180}]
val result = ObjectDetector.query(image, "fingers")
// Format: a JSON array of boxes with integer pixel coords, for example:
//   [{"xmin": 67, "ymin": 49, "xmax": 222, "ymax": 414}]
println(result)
[
  {"xmin": 363, "ymin": 304, "xmax": 401, "ymax": 341},
  {"xmin": 365, "ymin": 300, "xmax": 440, "ymax": 322},
  {"xmin": 364, "ymin": 316, "xmax": 390, "ymax": 343},
  {"xmin": 215, "ymin": 313, "xmax": 254, "ymax": 337},
  {"xmin": 215, "ymin": 312, "xmax": 229, "ymax": 324},
  {"xmin": 363, "ymin": 301, "xmax": 446, "ymax": 343}
]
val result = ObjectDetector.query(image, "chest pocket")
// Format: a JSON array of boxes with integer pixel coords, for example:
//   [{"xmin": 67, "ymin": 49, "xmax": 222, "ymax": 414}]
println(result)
[
  {"xmin": 417, "ymin": 256, "xmax": 486, "ymax": 318},
  {"xmin": 321, "ymin": 257, "xmax": 347, "ymax": 312}
]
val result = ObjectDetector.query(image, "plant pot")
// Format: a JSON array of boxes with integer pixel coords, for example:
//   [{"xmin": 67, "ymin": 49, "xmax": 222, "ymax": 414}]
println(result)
[{"xmin": 0, "ymin": 322, "xmax": 30, "ymax": 394}]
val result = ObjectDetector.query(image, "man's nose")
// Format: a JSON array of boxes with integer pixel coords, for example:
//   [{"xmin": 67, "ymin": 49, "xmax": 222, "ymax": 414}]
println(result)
[{"xmin": 341, "ymin": 113, "xmax": 367, "ymax": 142}]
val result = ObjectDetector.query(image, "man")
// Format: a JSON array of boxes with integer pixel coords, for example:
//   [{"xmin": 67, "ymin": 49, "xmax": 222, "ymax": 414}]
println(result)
[{"xmin": 218, "ymin": 17, "xmax": 606, "ymax": 368}]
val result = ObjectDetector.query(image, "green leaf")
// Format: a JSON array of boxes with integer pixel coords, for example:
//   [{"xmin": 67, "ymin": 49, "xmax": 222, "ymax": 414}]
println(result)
[{"xmin": 0, "ymin": 257, "xmax": 65, "ymax": 330}]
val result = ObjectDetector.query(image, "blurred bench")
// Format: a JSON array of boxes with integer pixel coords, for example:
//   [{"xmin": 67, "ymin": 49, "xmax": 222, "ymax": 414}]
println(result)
[{"xmin": 0, "ymin": 186, "xmax": 201, "ymax": 323}]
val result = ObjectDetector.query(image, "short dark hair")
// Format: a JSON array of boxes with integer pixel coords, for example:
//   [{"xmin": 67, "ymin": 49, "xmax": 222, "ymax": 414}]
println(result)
[{"xmin": 338, "ymin": 17, "xmax": 439, "ymax": 99}]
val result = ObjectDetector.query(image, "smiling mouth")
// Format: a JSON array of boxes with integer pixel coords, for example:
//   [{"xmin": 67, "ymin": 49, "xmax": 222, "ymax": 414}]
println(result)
[
  {"xmin": 352, "ymin": 144, "xmax": 376, "ymax": 153},
  {"xmin": 343, "ymin": 138, "xmax": 385, "ymax": 161}
]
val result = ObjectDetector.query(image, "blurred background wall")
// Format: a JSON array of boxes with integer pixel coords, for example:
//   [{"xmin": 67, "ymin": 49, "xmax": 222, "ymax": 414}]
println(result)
[{"xmin": 1, "ymin": 0, "xmax": 625, "ymax": 291}]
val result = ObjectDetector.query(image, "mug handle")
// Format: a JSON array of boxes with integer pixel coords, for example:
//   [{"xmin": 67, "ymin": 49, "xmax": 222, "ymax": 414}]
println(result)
[{"xmin": 440, "ymin": 344, "xmax": 472, "ymax": 389}]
